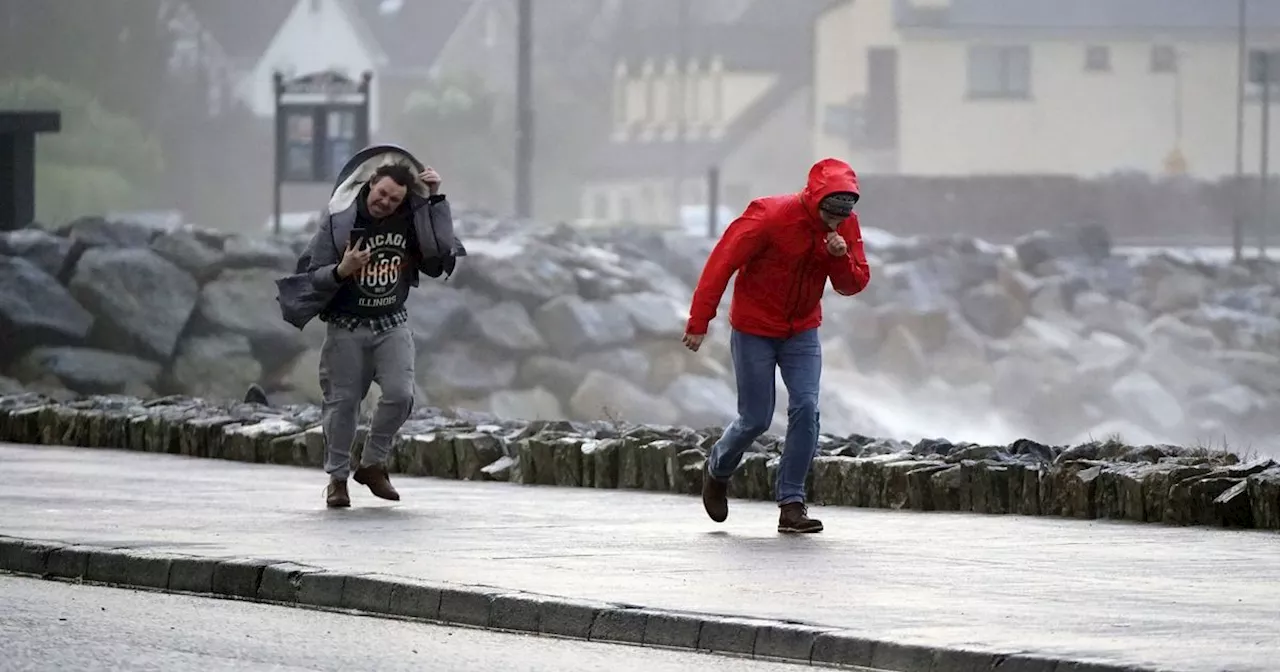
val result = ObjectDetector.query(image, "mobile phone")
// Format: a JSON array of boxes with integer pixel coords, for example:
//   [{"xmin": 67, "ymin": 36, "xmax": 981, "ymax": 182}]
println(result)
[{"xmin": 349, "ymin": 227, "xmax": 368, "ymax": 250}]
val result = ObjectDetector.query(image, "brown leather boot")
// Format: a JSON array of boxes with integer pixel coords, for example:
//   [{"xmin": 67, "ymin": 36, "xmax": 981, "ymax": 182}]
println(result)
[
  {"xmin": 778, "ymin": 502, "xmax": 823, "ymax": 534},
  {"xmin": 325, "ymin": 478, "xmax": 350, "ymax": 508},
  {"xmin": 701, "ymin": 462, "xmax": 729, "ymax": 523},
  {"xmin": 353, "ymin": 464, "xmax": 400, "ymax": 501}
]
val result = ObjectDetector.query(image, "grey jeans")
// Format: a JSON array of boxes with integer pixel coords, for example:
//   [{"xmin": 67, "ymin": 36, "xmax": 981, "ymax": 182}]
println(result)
[{"xmin": 318, "ymin": 322, "xmax": 415, "ymax": 480}]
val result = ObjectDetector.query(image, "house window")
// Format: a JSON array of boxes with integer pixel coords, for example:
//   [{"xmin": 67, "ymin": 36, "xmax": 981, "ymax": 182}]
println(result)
[
  {"xmin": 1085, "ymin": 46, "xmax": 1111, "ymax": 72},
  {"xmin": 967, "ymin": 45, "xmax": 1031, "ymax": 99},
  {"xmin": 618, "ymin": 195, "xmax": 634, "ymax": 222},
  {"xmin": 483, "ymin": 8, "xmax": 499, "ymax": 48},
  {"xmin": 642, "ymin": 61, "xmax": 657, "ymax": 122},
  {"xmin": 1151, "ymin": 46, "xmax": 1178, "ymax": 73},
  {"xmin": 613, "ymin": 79, "xmax": 627, "ymax": 126},
  {"xmin": 685, "ymin": 63, "xmax": 701, "ymax": 122},
  {"xmin": 710, "ymin": 56, "xmax": 725, "ymax": 123}
]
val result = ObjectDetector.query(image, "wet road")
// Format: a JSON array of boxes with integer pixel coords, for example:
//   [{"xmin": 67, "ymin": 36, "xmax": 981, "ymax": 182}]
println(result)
[{"xmin": 0, "ymin": 575, "xmax": 829, "ymax": 672}]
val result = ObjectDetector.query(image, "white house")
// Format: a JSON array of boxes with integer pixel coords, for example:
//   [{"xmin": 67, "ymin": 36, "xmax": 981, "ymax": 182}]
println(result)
[
  {"xmin": 192, "ymin": 0, "xmax": 471, "ymax": 137},
  {"xmin": 814, "ymin": 0, "xmax": 1280, "ymax": 178}
]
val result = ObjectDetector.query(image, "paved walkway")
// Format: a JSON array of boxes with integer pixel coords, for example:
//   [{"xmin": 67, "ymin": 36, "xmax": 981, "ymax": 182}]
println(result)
[{"xmin": 1, "ymin": 443, "xmax": 1277, "ymax": 672}]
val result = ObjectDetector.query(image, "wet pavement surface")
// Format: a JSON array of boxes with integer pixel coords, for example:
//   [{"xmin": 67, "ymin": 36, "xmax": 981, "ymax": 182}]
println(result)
[{"xmin": 1, "ymin": 443, "xmax": 1277, "ymax": 672}]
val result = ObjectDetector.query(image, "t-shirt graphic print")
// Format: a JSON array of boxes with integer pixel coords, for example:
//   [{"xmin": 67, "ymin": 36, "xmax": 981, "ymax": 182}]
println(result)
[
  {"xmin": 355, "ymin": 231, "xmax": 408, "ymax": 309},
  {"xmin": 328, "ymin": 216, "xmax": 413, "ymax": 319}
]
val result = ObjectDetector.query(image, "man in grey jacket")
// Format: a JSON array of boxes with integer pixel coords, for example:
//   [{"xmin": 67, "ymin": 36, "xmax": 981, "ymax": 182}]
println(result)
[{"xmin": 300, "ymin": 161, "xmax": 455, "ymax": 508}]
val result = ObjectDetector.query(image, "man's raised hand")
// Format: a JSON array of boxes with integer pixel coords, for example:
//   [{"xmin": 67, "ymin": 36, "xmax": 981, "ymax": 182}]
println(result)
[
  {"xmin": 825, "ymin": 232, "xmax": 848, "ymax": 256},
  {"xmin": 419, "ymin": 166, "xmax": 442, "ymax": 195}
]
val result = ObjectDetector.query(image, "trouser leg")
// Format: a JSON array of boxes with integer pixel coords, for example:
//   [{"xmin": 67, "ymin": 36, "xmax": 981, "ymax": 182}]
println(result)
[
  {"xmin": 320, "ymin": 324, "xmax": 371, "ymax": 480},
  {"xmin": 707, "ymin": 329, "xmax": 778, "ymax": 481},
  {"xmin": 362, "ymin": 324, "xmax": 416, "ymax": 467},
  {"xmin": 775, "ymin": 328, "xmax": 822, "ymax": 505}
]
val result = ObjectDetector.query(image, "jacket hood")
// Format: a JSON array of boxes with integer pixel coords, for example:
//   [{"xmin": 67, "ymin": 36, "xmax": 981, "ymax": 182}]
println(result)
[{"xmin": 800, "ymin": 157, "xmax": 860, "ymax": 220}]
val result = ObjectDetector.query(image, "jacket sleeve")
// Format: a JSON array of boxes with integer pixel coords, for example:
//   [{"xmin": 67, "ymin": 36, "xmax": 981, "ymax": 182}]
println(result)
[
  {"xmin": 827, "ymin": 214, "xmax": 871, "ymax": 296},
  {"xmin": 307, "ymin": 215, "xmax": 344, "ymax": 291},
  {"xmin": 684, "ymin": 202, "xmax": 770, "ymax": 335},
  {"xmin": 416, "ymin": 195, "xmax": 455, "ymax": 259}
]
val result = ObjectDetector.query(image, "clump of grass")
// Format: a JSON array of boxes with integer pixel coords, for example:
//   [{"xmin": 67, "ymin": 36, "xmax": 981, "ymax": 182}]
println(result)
[
  {"xmin": 1188, "ymin": 436, "xmax": 1258, "ymax": 464},
  {"xmin": 600, "ymin": 404, "xmax": 625, "ymax": 429}
]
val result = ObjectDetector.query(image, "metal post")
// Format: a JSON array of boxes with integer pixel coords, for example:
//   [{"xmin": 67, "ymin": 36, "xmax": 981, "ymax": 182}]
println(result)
[
  {"xmin": 674, "ymin": 0, "xmax": 690, "ymax": 225},
  {"xmin": 1233, "ymin": 0, "xmax": 1248, "ymax": 261},
  {"xmin": 707, "ymin": 165, "xmax": 720, "ymax": 239},
  {"xmin": 514, "ymin": 0, "xmax": 534, "ymax": 220},
  {"xmin": 1260, "ymin": 54, "xmax": 1272, "ymax": 259},
  {"xmin": 272, "ymin": 72, "xmax": 284, "ymax": 237}
]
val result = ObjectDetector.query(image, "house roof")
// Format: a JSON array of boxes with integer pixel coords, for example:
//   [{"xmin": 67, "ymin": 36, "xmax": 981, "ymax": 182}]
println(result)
[
  {"xmin": 614, "ymin": 0, "xmax": 840, "ymax": 65},
  {"xmin": 189, "ymin": 0, "xmax": 296, "ymax": 65},
  {"xmin": 189, "ymin": 0, "xmax": 471, "ymax": 73},
  {"xmin": 590, "ymin": 0, "xmax": 840, "ymax": 180},
  {"xmin": 894, "ymin": 0, "xmax": 1280, "ymax": 32},
  {"xmin": 346, "ymin": 0, "xmax": 473, "ymax": 74}
]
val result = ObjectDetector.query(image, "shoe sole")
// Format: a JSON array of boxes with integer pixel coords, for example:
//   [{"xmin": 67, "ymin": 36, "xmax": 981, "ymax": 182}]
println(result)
[
  {"xmin": 704, "ymin": 504, "xmax": 728, "ymax": 523},
  {"xmin": 777, "ymin": 525, "xmax": 824, "ymax": 534}
]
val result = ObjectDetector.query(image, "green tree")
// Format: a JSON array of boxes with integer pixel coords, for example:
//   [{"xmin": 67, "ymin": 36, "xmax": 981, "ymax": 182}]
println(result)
[
  {"xmin": 0, "ymin": 0, "xmax": 178, "ymax": 132},
  {"xmin": 0, "ymin": 77, "xmax": 165, "ymax": 225},
  {"xmin": 400, "ymin": 72, "xmax": 515, "ymax": 212}
]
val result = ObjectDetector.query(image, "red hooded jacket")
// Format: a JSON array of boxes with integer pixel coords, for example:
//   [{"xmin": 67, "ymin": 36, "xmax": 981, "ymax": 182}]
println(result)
[{"xmin": 685, "ymin": 158, "xmax": 871, "ymax": 339}]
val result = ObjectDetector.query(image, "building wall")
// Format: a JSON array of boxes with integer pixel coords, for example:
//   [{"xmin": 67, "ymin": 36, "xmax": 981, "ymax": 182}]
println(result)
[
  {"xmin": 577, "ymin": 87, "xmax": 815, "ymax": 230},
  {"xmin": 896, "ymin": 36, "xmax": 1280, "ymax": 178},
  {"xmin": 612, "ymin": 56, "xmax": 773, "ymax": 141},
  {"xmin": 721, "ymin": 87, "xmax": 816, "ymax": 210},
  {"xmin": 578, "ymin": 58, "xmax": 795, "ymax": 225},
  {"xmin": 812, "ymin": 0, "xmax": 901, "ymax": 172}
]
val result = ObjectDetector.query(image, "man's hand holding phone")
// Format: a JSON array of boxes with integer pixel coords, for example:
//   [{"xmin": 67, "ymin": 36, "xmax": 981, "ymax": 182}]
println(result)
[{"xmin": 336, "ymin": 236, "xmax": 372, "ymax": 279}]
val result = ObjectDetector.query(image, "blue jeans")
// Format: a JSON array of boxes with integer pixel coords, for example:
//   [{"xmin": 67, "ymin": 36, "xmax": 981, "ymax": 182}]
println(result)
[{"xmin": 707, "ymin": 327, "xmax": 822, "ymax": 506}]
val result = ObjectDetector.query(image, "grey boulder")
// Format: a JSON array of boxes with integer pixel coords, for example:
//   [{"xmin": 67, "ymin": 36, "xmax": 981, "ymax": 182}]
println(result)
[
  {"xmin": 196, "ymin": 268, "xmax": 307, "ymax": 370},
  {"xmin": 169, "ymin": 334, "xmax": 263, "ymax": 402},
  {"xmin": 69, "ymin": 248, "xmax": 199, "ymax": 361},
  {"xmin": 0, "ymin": 228, "xmax": 75, "ymax": 279},
  {"xmin": 11, "ymin": 346, "xmax": 161, "ymax": 395},
  {"xmin": 0, "ymin": 257, "xmax": 93, "ymax": 357},
  {"xmin": 534, "ymin": 295, "xmax": 636, "ymax": 359}
]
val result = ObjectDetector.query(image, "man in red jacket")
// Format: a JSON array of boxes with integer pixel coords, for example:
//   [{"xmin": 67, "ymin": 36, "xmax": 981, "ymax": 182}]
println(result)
[{"xmin": 682, "ymin": 158, "xmax": 871, "ymax": 533}]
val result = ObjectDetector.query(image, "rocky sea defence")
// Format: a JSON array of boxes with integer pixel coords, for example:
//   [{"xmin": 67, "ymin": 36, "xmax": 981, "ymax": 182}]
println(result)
[{"xmin": 3, "ymin": 214, "xmax": 1280, "ymax": 453}]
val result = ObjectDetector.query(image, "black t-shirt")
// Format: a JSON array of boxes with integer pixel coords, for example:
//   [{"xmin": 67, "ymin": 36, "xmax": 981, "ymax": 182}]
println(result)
[{"xmin": 328, "ymin": 201, "xmax": 414, "ymax": 319}]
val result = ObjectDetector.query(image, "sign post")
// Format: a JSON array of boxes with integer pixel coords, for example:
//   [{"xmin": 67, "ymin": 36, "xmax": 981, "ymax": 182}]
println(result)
[
  {"xmin": 272, "ymin": 69, "xmax": 373, "ymax": 235},
  {"xmin": 0, "ymin": 111, "xmax": 60, "ymax": 231},
  {"xmin": 1249, "ymin": 50, "xmax": 1279, "ymax": 258}
]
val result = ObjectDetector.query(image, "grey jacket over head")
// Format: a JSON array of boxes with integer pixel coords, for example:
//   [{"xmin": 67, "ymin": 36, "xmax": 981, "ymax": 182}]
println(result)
[{"xmin": 275, "ymin": 191, "xmax": 464, "ymax": 330}]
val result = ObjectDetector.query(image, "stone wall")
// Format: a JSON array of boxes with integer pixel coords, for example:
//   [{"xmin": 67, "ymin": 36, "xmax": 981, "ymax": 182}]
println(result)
[{"xmin": 2, "ymin": 394, "xmax": 1276, "ymax": 531}]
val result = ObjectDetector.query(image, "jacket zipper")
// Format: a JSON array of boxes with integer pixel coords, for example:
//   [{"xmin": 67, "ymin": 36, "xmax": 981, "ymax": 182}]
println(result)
[{"xmin": 784, "ymin": 232, "xmax": 820, "ymax": 337}]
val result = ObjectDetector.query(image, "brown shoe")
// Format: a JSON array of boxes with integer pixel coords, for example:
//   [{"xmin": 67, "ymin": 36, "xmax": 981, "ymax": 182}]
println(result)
[
  {"xmin": 701, "ymin": 462, "xmax": 729, "ymax": 523},
  {"xmin": 353, "ymin": 464, "xmax": 400, "ymax": 501},
  {"xmin": 325, "ymin": 479, "xmax": 350, "ymax": 508},
  {"xmin": 778, "ymin": 503, "xmax": 823, "ymax": 534}
]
